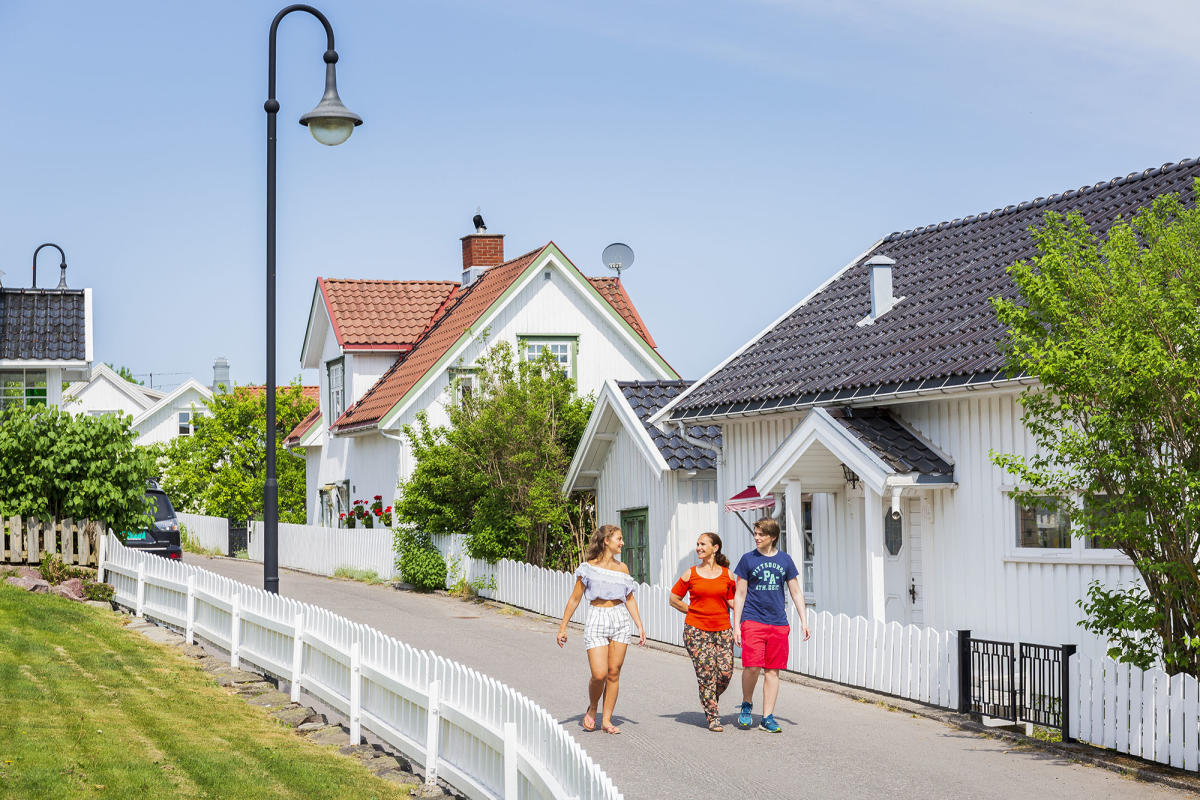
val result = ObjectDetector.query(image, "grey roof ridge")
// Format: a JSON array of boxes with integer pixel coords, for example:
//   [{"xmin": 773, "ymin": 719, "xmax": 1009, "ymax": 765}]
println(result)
[
  {"xmin": 884, "ymin": 157, "xmax": 1200, "ymax": 242},
  {"xmin": 645, "ymin": 237, "xmax": 885, "ymax": 428}
]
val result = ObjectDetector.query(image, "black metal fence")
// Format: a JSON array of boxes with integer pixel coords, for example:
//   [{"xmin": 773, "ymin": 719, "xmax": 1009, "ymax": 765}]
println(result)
[{"xmin": 957, "ymin": 631, "xmax": 1078, "ymax": 741}]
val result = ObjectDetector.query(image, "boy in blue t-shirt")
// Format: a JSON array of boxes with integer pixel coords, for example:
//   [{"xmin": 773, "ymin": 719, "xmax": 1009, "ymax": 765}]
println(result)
[{"xmin": 732, "ymin": 516, "xmax": 810, "ymax": 732}]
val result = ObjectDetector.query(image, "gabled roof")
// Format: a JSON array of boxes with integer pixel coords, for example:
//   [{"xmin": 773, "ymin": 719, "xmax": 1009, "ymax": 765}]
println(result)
[
  {"xmin": 330, "ymin": 247, "xmax": 547, "ymax": 432},
  {"xmin": 618, "ymin": 380, "xmax": 719, "ymax": 469},
  {"xmin": 64, "ymin": 363, "xmax": 162, "ymax": 413},
  {"xmin": 130, "ymin": 378, "xmax": 213, "ymax": 429},
  {"xmin": 668, "ymin": 158, "xmax": 1200, "ymax": 420},
  {"xmin": 0, "ymin": 288, "xmax": 88, "ymax": 361},
  {"xmin": 319, "ymin": 278, "xmax": 459, "ymax": 350},
  {"xmin": 284, "ymin": 406, "xmax": 322, "ymax": 447}
]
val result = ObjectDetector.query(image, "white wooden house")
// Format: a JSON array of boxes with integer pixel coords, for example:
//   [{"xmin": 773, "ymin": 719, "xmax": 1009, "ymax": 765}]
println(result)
[
  {"xmin": 646, "ymin": 159, "xmax": 1198, "ymax": 657},
  {"xmin": 564, "ymin": 379, "xmax": 720, "ymax": 586},
  {"xmin": 63, "ymin": 364, "xmax": 213, "ymax": 446},
  {"xmin": 287, "ymin": 228, "xmax": 678, "ymax": 526}
]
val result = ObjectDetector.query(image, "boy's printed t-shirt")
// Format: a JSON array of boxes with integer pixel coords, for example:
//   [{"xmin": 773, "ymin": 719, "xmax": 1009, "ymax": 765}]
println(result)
[{"xmin": 734, "ymin": 549, "xmax": 799, "ymax": 627}]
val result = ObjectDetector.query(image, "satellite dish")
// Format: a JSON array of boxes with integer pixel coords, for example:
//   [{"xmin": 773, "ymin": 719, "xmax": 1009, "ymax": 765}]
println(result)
[{"xmin": 602, "ymin": 242, "xmax": 635, "ymax": 278}]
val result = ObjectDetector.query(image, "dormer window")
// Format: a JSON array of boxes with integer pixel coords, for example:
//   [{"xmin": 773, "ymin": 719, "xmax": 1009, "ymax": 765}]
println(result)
[{"xmin": 327, "ymin": 358, "xmax": 345, "ymax": 420}]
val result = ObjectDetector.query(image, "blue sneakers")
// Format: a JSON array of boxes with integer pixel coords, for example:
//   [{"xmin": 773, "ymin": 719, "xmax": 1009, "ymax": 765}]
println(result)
[
  {"xmin": 736, "ymin": 701, "xmax": 753, "ymax": 729},
  {"xmin": 759, "ymin": 714, "xmax": 782, "ymax": 733}
]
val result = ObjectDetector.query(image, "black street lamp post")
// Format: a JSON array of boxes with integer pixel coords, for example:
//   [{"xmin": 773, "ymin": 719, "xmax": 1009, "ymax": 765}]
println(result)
[
  {"xmin": 32, "ymin": 243, "xmax": 68, "ymax": 289},
  {"xmin": 263, "ymin": 4, "xmax": 361, "ymax": 593}
]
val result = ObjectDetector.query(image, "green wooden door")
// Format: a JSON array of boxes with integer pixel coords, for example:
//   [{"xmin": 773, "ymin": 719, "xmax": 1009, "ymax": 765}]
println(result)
[{"xmin": 620, "ymin": 508, "xmax": 649, "ymax": 584}]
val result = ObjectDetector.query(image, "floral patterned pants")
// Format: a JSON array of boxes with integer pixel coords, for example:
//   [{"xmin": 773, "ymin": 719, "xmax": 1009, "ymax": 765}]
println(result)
[{"xmin": 683, "ymin": 624, "xmax": 734, "ymax": 724}]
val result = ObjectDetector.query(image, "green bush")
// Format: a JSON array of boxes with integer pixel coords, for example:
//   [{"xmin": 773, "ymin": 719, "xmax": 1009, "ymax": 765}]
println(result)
[
  {"xmin": 82, "ymin": 580, "xmax": 114, "ymax": 602},
  {"xmin": 395, "ymin": 531, "xmax": 446, "ymax": 591},
  {"xmin": 38, "ymin": 554, "xmax": 88, "ymax": 584}
]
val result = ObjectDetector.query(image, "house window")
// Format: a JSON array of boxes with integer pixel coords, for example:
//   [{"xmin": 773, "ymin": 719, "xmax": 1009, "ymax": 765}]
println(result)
[
  {"xmin": 0, "ymin": 370, "xmax": 48, "ymax": 409},
  {"xmin": 519, "ymin": 336, "xmax": 577, "ymax": 380},
  {"xmin": 320, "ymin": 481, "xmax": 350, "ymax": 527},
  {"xmin": 619, "ymin": 507, "xmax": 649, "ymax": 585},
  {"xmin": 449, "ymin": 368, "xmax": 477, "ymax": 406},
  {"xmin": 178, "ymin": 411, "xmax": 194, "ymax": 436},
  {"xmin": 1016, "ymin": 495, "xmax": 1071, "ymax": 549},
  {"xmin": 884, "ymin": 511, "xmax": 903, "ymax": 556},
  {"xmin": 327, "ymin": 358, "xmax": 345, "ymax": 420},
  {"xmin": 1082, "ymin": 494, "xmax": 1126, "ymax": 550},
  {"xmin": 801, "ymin": 498, "xmax": 814, "ymax": 595}
]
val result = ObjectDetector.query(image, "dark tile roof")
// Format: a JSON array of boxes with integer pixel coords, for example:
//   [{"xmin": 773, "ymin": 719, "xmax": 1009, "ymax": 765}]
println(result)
[
  {"xmin": 672, "ymin": 158, "xmax": 1200, "ymax": 418},
  {"xmin": 828, "ymin": 407, "xmax": 952, "ymax": 478},
  {"xmin": 0, "ymin": 289, "xmax": 87, "ymax": 360},
  {"xmin": 618, "ymin": 380, "xmax": 721, "ymax": 470}
]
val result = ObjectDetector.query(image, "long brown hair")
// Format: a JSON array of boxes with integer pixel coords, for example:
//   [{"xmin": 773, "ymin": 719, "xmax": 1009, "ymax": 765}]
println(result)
[
  {"xmin": 585, "ymin": 524, "xmax": 621, "ymax": 561},
  {"xmin": 699, "ymin": 531, "xmax": 730, "ymax": 568}
]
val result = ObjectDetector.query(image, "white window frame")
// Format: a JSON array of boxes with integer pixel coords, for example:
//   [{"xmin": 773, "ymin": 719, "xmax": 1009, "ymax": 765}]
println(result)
[
  {"xmin": 0, "ymin": 369, "xmax": 48, "ymax": 409},
  {"xmin": 327, "ymin": 358, "xmax": 345, "ymax": 421},
  {"xmin": 178, "ymin": 410, "xmax": 194, "ymax": 436},
  {"xmin": 1004, "ymin": 487, "xmax": 1131, "ymax": 566},
  {"xmin": 449, "ymin": 367, "xmax": 478, "ymax": 407},
  {"xmin": 518, "ymin": 335, "xmax": 577, "ymax": 381}
]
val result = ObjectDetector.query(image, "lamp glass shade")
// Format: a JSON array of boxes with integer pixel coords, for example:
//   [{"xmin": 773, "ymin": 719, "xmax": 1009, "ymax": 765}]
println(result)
[{"xmin": 306, "ymin": 117, "xmax": 355, "ymax": 146}]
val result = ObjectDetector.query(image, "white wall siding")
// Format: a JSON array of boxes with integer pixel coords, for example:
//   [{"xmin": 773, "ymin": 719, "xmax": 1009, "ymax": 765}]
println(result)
[
  {"xmin": 717, "ymin": 414, "xmax": 807, "ymax": 561},
  {"xmin": 811, "ymin": 492, "xmax": 865, "ymax": 616},
  {"xmin": 594, "ymin": 426, "xmax": 671, "ymax": 584},
  {"xmin": 898, "ymin": 391, "xmax": 1140, "ymax": 657},
  {"xmin": 664, "ymin": 474, "xmax": 718, "ymax": 583},
  {"xmin": 64, "ymin": 376, "xmax": 148, "ymax": 417},
  {"xmin": 134, "ymin": 387, "xmax": 209, "ymax": 445}
]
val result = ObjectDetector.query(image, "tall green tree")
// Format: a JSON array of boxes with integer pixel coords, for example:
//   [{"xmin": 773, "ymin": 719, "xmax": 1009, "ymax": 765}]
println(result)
[
  {"xmin": 396, "ymin": 341, "xmax": 593, "ymax": 568},
  {"xmin": 992, "ymin": 180, "xmax": 1200, "ymax": 676},
  {"xmin": 157, "ymin": 382, "xmax": 314, "ymax": 524},
  {"xmin": 0, "ymin": 405, "xmax": 154, "ymax": 530}
]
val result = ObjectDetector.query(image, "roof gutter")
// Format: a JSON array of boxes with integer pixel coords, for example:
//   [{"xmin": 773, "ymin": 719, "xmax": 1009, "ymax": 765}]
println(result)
[{"xmin": 674, "ymin": 420, "xmax": 723, "ymax": 466}]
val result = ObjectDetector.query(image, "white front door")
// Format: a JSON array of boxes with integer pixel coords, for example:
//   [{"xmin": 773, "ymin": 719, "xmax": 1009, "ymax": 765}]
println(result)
[{"xmin": 883, "ymin": 503, "xmax": 910, "ymax": 624}]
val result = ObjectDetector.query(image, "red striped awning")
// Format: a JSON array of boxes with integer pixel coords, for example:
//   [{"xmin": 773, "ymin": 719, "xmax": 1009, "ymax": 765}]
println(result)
[{"xmin": 724, "ymin": 485, "xmax": 775, "ymax": 513}]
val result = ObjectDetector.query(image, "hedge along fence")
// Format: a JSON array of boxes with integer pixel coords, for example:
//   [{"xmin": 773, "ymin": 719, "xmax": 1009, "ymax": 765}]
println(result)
[
  {"xmin": 1, "ymin": 516, "xmax": 104, "ymax": 566},
  {"xmin": 430, "ymin": 535, "xmax": 962, "ymax": 710},
  {"xmin": 99, "ymin": 534, "xmax": 621, "ymax": 800}
]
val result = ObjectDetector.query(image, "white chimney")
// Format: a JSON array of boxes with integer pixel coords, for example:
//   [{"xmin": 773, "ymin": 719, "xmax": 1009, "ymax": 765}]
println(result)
[
  {"xmin": 212, "ymin": 356, "xmax": 230, "ymax": 393},
  {"xmin": 859, "ymin": 255, "xmax": 903, "ymax": 326}
]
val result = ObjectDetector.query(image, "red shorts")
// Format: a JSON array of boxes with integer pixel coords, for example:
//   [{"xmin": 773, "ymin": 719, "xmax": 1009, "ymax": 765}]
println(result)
[{"xmin": 740, "ymin": 619, "xmax": 789, "ymax": 669}]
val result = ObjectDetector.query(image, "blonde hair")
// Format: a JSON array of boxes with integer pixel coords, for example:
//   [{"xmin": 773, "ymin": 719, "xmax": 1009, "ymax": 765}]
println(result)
[{"xmin": 585, "ymin": 524, "xmax": 621, "ymax": 561}]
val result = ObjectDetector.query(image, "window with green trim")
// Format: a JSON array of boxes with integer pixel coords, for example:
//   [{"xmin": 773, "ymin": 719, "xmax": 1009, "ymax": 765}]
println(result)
[
  {"xmin": 619, "ymin": 507, "xmax": 649, "ymax": 585},
  {"xmin": 449, "ymin": 367, "xmax": 478, "ymax": 406},
  {"xmin": 518, "ymin": 335, "xmax": 578, "ymax": 381},
  {"xmin": 0, "ymin": 370, "xmax": 47, "ymax": 409}
]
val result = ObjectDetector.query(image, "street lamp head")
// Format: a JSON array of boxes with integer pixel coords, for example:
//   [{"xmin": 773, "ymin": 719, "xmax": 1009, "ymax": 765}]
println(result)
[{"xmin": 298, "ymin": 57, "xmax": 361, "ymax": 146}]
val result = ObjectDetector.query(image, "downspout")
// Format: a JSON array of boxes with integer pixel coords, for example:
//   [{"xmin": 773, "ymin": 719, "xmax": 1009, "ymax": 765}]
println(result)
[{"xmin": 674, "ymin": 420, "xmax": 723, "ymax": 466}]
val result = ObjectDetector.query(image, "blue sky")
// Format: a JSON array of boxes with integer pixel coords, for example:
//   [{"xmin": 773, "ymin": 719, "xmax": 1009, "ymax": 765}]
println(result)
[{"xmin": 3, "ymin": 0, "xmax": 1198, "ymax": 390}]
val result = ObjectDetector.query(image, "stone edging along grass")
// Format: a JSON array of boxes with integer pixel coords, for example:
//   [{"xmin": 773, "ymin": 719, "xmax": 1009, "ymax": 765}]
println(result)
[{"xmin": 114, "ymin": 608, "xmax": 464, "ymax": 800}]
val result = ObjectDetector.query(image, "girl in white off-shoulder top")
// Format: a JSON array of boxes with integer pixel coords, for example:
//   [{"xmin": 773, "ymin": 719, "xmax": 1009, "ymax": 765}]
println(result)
[{"xmin": 556, "ymin": 524, "xmax": 647, "ymax": 735}]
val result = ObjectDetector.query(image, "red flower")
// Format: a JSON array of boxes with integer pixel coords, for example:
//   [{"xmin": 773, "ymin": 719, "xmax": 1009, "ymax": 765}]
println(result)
[
  {"xmin": 385, "ymin": 506, "xmax": 392, "ymax": 513},
  {"xmin": 374, "ymin": 495, "xmax": 382, "ymax": 500},
  {"xmin": 374, "ymin": 509, "xmax": 381, "ymax": 515},
  {"xmin": 339, "ymin": 513, "xmax": 345, "ymax": 518}
]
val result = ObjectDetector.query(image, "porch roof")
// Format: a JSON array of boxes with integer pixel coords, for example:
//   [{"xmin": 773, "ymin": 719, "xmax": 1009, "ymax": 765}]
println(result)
[{"xmin": 752, "ymin": 406, "xmax": 954, "ymax": 496}]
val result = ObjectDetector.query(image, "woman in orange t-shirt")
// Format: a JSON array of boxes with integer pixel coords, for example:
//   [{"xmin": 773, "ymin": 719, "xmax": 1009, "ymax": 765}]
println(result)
[{"xmin": 670, "ymin": 532, "xmax": 737, "ymax": 731}]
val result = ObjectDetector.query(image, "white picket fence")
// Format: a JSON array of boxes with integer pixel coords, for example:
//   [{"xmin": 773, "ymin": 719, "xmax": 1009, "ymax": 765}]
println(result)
[
  {"xmin": 431, "ymin": 537, "xmax": 961, "ymax": 710},
  {"xmin": 177, "ymin": 512, "xmax": 229, "ymax": 554},
  {"xmin": 247, "ymin": 521, "xmax": 398, "ymax": 579},
  {"xmin": 1069, "ymin": 653, "xmax": 1200, "ymax": 771},
  {"xmin": 99, "ymin": 534, "xmax": 622, "ymax": 800}
]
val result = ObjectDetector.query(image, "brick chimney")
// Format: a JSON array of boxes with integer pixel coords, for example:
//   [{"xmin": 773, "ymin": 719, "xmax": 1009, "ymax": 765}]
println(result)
[{"xmin": 460, "ymin": 233, "xmax": 504, "ymax": 287}]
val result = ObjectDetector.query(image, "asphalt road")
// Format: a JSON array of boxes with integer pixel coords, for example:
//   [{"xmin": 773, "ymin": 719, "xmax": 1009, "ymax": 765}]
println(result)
[{"xmin": 185, "ymin": 555, "xmax": 1187, "ymax": 800}]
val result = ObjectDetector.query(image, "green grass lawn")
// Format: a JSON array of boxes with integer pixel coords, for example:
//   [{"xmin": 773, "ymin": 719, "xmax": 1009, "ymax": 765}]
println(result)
[{"xmin": 0, "ymin": 585, "xmax": 412, "ymax": 799}]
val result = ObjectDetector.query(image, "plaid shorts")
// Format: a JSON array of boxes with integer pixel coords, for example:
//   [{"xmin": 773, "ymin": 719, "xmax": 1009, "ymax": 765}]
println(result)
[{"xmin": 584, "ymin": 604, "xmax": 632, "ymax": 650}]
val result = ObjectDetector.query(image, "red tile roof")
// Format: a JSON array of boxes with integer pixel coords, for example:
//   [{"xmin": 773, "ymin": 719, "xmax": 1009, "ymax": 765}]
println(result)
[
  {"xmin": 587, "ymin": 277, "xmax": 657, "ymax": 348},
  {"xmin": 331, "ymin": 247, "xmax": 547, "ymax": 433},
  {"xmin": 284, "ymin": 406, "xmax": 322, "ymax": 447},
  {"xmin": 240, "ymin": 385, "xmax": 320, "ymax": 403},
  {"xmin": 320, "ymin": 278, "xmax": 459, "ymax": 350}
]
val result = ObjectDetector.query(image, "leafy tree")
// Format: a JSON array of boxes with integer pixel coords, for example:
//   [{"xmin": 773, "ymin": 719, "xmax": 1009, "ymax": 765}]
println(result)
[
  {"xmin": 396, "ymin": 342, "xmax": 593, "ymax": 569},
  {"xmin": 0, "ymin": 405, "xmax": 154, "ymax": 530},
  {"xmin": 157, "ymin": 382, "xmax": 314, "ymax": 524},
  {"xmin": 992, "ymin": 180, "xmax": 1200, "ymax": 676},
  {"xmin": 105, "ymin": 363, "xmax": 143, "ymax": 385}
]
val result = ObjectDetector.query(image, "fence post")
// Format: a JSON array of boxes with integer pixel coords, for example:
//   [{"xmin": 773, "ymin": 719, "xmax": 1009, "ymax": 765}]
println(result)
[
  {"xmin": 1060, "ymin": 644, "xmax": 1077, "ymax": 743},
  {"xmin": 135, "ymin": 559, "xmax": 146, "ymax": 618},
  {"xmin": 97, "ymin": 531, "xmax": 107, "ymax": 583},
  {"xmin": 290, "ymin": 612, "xmax": 304, "ymax": 702},
  {"xmin": 957, "ymin": 629, "xmax": 971, "ymax": 714},
  {"xmin": 424, "ymin": 679, "xmax": 441, "ymax": 787},
  {"xmin": 230, "ymin": 593, "xmax": 241, "ymax": 669},
  {"xmin": 185, "ymin": 574, "xmax": 196, "ymax": 645},
  {"xmin": 503, "ymin": 721, "xmax": 519, "ymax": 798},
  {"xmin": 349, "ymin": 640, "xmax": 362, "ymax": 744}
]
